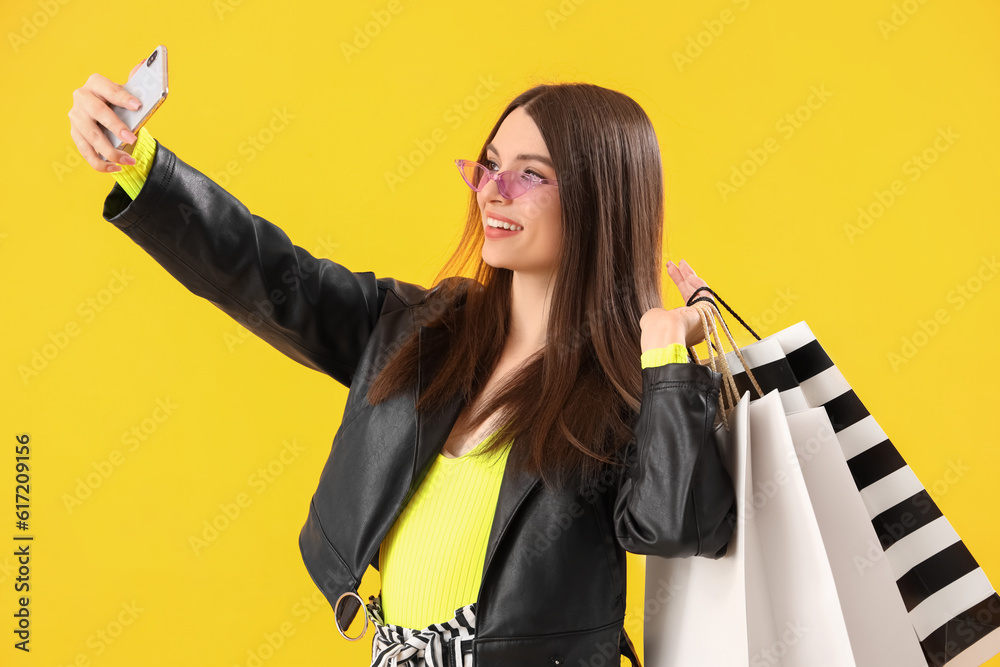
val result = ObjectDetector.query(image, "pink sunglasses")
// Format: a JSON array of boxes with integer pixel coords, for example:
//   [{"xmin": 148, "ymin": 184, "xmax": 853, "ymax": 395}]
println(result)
[{"xmin": 455, "ymin": 159, "xmax": 558, "ymax": 200}]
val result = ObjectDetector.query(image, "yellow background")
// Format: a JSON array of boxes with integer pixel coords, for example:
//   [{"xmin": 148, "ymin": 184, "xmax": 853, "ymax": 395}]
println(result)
[{"xmin": 2, "ymin": 0, "xmax": 998, "ymax": 664}]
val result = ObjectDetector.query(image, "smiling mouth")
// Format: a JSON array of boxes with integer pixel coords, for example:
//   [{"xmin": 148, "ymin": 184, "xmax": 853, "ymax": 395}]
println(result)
[{"xmin": 485, "ymin": 216, "xmax": 523, "ymax": 231}]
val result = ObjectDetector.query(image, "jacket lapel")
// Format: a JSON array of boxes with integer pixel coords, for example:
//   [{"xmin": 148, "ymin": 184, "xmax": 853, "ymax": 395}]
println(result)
[
  {"xmin": 478, "ymin": 456, "xmax": 541, "ymax": 599},
  {"xmin": 414, "ymin": 325, "xmax": 542, "ymax": 597},
  {"xmin": 412, "ymin": 324, "xmax": 465, "ymax": 487}
]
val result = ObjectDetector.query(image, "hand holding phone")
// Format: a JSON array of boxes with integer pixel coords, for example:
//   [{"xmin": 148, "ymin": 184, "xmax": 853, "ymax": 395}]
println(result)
[
  {"xmin": 101, "ymin": 45, "xmax": 168, "ymax": 155},
  {"xmin": 68, "ymin": 45, "xmax": 170, "ymax": 172}
]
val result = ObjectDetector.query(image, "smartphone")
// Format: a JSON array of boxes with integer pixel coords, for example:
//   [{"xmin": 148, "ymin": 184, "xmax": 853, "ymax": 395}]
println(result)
[{"xmin": 101, "ymin": 44, "xmax": 169, "ymax": 156}]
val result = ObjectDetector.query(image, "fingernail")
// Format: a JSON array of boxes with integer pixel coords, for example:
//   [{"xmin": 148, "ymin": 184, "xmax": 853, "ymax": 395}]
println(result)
[
  {"xmin": 108, "ymin": 165, "xmax": 122, "ymax": 172},
  {"xmin": 121, "ymin": 155, "xmax": 136, "ymax": 166},
  {"xmin": 129, "ymin": 98, "xmax": 141, "ymax": 110},
  {"xmin": 121, "ymin": 129, "xmax": 138, "ymax": 144}
]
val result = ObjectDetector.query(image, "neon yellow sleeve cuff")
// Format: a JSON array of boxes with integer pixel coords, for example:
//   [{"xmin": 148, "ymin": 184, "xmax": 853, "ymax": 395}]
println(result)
[
  {"xmin": 640, "ymin": 343, "xmax": 689, "ymax": 368},
  {"xmin": 111, "ymin": 126, "xmax": 157, "ymax": 200}
]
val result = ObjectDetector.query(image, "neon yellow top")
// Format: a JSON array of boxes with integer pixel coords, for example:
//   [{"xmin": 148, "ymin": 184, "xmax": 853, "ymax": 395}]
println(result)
[
  {"xmin": 110, "ymin": 129, "xmax": 691, "ymax": 628},
  {"xmin": 379, "ymin": 429, "xmax": 512, "ymax": 628},
  {"xmin": 376, "ymin": 346, "xmax": 686, "ymax": 628}
]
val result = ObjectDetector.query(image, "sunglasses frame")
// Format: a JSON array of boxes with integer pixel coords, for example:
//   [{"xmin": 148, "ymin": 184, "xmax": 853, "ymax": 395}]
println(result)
[{"xmin": 454, "ymin": 159, "xmax": 558, "ymax": 200}]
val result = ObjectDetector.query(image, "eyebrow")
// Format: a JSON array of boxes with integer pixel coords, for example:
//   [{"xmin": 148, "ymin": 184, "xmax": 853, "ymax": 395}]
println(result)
[{"xmin": 486, "ymin": 143, "xmax": 554, "ymax": 170}]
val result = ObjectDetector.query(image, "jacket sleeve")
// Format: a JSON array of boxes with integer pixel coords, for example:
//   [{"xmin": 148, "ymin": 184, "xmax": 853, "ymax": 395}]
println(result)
[
  {"xmin": 613, "ymin": 361, "xmax": 737, "ymax": 559},
  {"xmin": 101, "ymin": 137, "xmax": 424, "ymax": 388}
]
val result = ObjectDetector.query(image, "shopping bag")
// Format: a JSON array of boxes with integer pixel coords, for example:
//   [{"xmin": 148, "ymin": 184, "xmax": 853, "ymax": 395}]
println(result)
[
  {"xmin": 702, "ymin": 288, "xmax": 1000, "ymax": 667},
  {"xmin": 723, "ymin": 335, "xmax": 926, "ymax": 666},
  {"xmin": 642, "ymin": 389, "xmax": 752, "ymax": 666},
  {"xmin": 745, "ymin": 388, "xmax": 857, "ymax": 665},
  {"xmin": 645, "ymin": 301, "xmax": 857, "ymax": 667}
]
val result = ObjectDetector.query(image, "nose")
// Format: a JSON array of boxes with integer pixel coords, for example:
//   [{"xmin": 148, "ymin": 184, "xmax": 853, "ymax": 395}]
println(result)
[{"xmin": 480, "ymin": 174, "xmax": 511, "ymax": 203}]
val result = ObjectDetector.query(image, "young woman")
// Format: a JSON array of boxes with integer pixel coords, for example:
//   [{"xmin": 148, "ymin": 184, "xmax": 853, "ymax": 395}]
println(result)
[{"xmin": 70, "ymin": 69, "xmax": 737, "ymax": 666}]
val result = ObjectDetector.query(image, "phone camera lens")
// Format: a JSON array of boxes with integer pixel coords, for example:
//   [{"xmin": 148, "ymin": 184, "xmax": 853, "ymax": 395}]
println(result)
[{"xmin": 146, "ymin": 50, "xmax": 157, "ymax": 67}]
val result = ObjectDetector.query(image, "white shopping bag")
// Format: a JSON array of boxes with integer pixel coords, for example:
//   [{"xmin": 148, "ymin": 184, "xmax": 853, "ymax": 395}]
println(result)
[
  {"xmin": 726, "ymin": 336, "xmax": 927, "ymax": 667},
  {"xmin": 744, "ymin": 389, "xmax": 856, "ymax": 667},
  {"xmin": 645, "ymin": 387, "xmax": 857, "ymax": 667},
  {"xmin": 644, "ymin": 390, "xmax": 752, "ymax": 666}
]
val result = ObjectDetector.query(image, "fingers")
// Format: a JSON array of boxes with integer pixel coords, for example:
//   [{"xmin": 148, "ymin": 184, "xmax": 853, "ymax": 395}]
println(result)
[
  {"xmin": 69, "ymin": 122, "xmax": 132, "ymax": 172},
  {"xmin": 67, "ymin": 105, "xmax": 133, "ymax": 171},
  {"xmin": 68, "ymin": 73, "xmax": 142, "ymax": 172},
  {"xmin": 88, "ymin": 91, "xmax": 139, "ymax": 144},
  {"xmin": 666, "ymin": 259, "xmax": 695, "ymax": 283},
  {"xmin": 666, "ymin": 260, "xmax": 689, "ymax": 291},
  {"xmin": 666, "ymin": 258, "xmax": 713, "ymax": 308},
  {"xmin": 69, "ymin": 126, "xmax": 119, "ymax": 172},
  {"xmin": 665, "ymin": 261, "xmax": 685, "ymax": 292},
  {"xmin": 675, "ymin": 259, "xmax": 709, "ymax": 289},
  {"xmin": 86, "ymin": 72, "xmax": 141, "ymax": 112},
  {"xmin": 69, "ymin": 102, "xmax": 135, "ymax": 166},
  {"xmin": 86, "ymin": 71, "xmax": 143, "ymax": 126}
]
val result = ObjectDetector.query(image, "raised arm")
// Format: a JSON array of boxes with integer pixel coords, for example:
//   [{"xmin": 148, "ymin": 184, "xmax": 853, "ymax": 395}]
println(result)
[
  {"xmin": 70, "ymin": 65, "xmax": 429, "ymax": 387},
  {"xmin": 101, "ymin": 135, "xmax": 426, "ymax": 387}
]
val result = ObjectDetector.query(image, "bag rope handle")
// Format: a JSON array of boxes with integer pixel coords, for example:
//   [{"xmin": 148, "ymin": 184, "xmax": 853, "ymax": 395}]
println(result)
[
  {"xmin": 685, "ymin": 286, "xmax": 762, "ymax": 340},
  {"xmin": 681, "ymin": 289, "xmax": 765, "ymax": 429}
]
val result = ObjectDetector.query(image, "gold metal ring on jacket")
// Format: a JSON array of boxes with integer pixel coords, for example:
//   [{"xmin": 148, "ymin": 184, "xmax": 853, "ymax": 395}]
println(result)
[{"xmin": 335, "ymin": 591, "xmax": 369, "ymax": 641}]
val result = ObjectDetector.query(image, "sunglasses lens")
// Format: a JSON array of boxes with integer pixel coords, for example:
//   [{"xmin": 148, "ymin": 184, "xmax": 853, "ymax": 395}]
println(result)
[
  {"xmin": 457, "ymin": 161, "xmax": 535, "ymax": 198},
  {"xmin": 459, "ymin": 161, "xmax": 490, "ymax": 191}
]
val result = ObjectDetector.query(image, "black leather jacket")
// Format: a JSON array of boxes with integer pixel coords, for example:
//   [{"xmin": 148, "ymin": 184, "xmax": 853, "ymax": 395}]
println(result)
[{"xmin": 101, "ymin": 139, "xmax": 737, "ymax": 666}]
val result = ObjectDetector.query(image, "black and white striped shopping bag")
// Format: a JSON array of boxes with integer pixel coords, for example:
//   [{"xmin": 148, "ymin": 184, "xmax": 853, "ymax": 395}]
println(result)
[{"xmin": 719, "ymin": 320, "xmax": 1000, "ymax": 667}]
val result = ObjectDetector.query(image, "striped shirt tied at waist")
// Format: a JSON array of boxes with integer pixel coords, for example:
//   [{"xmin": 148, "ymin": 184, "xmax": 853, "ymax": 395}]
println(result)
[{"xmin": 369, "ymin": 597, "xmax": 477, "ymax": 667}]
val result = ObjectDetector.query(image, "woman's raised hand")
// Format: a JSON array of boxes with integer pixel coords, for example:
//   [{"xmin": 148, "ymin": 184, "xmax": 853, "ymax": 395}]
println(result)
[
  {"xmin": 640, "ymin": 259, "xmax": 714, "ymax": 350},
  {"xmin": 665, "ymin": 259, "xmax": 712, "ymax": 306},
  {"xmin": 68, "ymin": 61, "xmax": 146, "ymax": 172}
]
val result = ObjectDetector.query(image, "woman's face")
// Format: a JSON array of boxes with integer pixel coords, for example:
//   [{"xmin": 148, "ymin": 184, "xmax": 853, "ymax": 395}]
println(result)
[{"xmin": 477, "ymin": 106, "xmax": 562, "ymax": 280}]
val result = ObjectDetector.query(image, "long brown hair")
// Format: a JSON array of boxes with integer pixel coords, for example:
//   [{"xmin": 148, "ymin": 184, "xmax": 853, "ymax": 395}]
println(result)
[{"xmin": 366, "ymin": 82, "xmax": 665, "ymax": 496}]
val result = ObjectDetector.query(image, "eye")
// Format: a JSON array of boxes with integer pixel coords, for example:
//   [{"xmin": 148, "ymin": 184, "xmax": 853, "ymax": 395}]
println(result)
[{"xmin": 485, "ymin": 158, "xmax": 544, "ymax": 178}]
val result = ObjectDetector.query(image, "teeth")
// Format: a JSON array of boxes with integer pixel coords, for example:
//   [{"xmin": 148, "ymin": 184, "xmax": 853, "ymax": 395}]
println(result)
[{"xmin": 487, "ymin": 217, "xmax": 523, "ymax": 231}]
